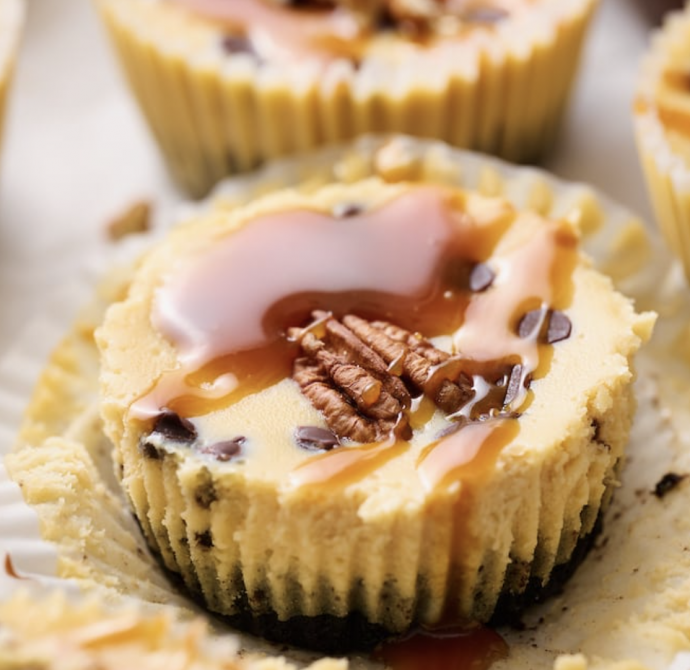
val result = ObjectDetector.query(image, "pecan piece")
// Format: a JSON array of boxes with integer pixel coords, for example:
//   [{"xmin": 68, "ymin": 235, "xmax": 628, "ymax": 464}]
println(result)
[
  {"xmin": 291, "ymin": 311, "xmax": 479, "ymax": 444},
  {"xmin": 293, "ymin": 355, "xmax": 408, "ymax": 443},
  {"xmin": 342, "ymin": 315, "xmax": 474, "ymax": 414}
]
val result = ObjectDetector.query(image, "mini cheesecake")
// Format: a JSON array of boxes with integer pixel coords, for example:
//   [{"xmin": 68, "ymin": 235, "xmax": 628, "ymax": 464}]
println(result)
[
  {"xmin": 635, "ymin": 3, "xmax": 690, "ymax": 282},
  {"xmin": 95, "ymin": 0, "xmax": 597, "ymax": 196},
  {"xmin": 97, "ymin": 171, "xmax": 653, "ymax": 652}
]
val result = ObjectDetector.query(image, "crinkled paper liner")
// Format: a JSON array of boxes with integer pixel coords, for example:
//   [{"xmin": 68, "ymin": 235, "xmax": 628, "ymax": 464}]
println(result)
[
  {"xmin": 96, "ymin": 0, "xmax": 595, "ymax": 196},
  {"xmin": 635, "ymin": 4, "xmax": 690, "ymax": 284},
  {"xmin": 3, "ymin": 137, "xmax": 690, "ymax": 670}
]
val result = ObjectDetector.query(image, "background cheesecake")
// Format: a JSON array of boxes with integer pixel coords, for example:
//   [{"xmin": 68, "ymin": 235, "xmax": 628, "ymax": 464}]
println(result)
[{"xmin": 95, "ymin": 0, "xmax": 598, "ymax": 196}]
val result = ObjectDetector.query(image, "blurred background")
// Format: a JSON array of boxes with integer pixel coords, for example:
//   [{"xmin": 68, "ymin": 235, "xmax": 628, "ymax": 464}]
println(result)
[{"xmin": 0, "ymin": 0, "xmax": 674, "ymax": 352}]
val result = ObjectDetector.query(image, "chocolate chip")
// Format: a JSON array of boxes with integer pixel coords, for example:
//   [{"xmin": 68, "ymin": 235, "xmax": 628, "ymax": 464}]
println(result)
[
  {"xmin": 517, "ymin": 309, "xmax": 572, "ymax": 344},
  {"xmin": 139, "ymin": 439, "xmax": 163, "ymax": 460},
  {"xmin": 546, "ymin": 311, "xmax": 572, "ymax": 344},
  {"xmin": 195, "ymin": 485, "xmax": 217, "ymax": 509},
  {"xmin": 333, "ymin": 203, "xmax": 363, "ymax": 218},
  {"xmin": 503, "ymin": 364, "xmax": 523, "ymax": 407},
  {"xmin": 463, "ymin": 7, "xmax": 509, "ymax": 23},
  {"xmin": 284, "ymin": 0, "xmax": 336, "ymax": 9},
  {"xmin": 517, "ymin": 309, "xmax": 546, "ymax": 340},
  {"xmin": 653, "ymin": 472, "xmax": 687, "ymax": 498},
  {"xmin": 152, "ymin": 410, "xmax": 197, "ymax": 443},
  {"xmin": 591, "ymin": 418, "xmax": 601, "ymax": 442},
  {"xmin": 295, "ymin": 426, "xmax": 340, "ymax": 451},
  {"xmin": 195, "ymin": 530, "xmax": 214, "ymax": 549},
  {"xmin": 198, "ymin": 437, "xmax": 246, "ymax": 462},
  {"xmin": 469, "ymin": 263, "xmax": 495, "ymax": 292},
  {"xmin": 221, "ymin": 34, "xmax": 259, "ymax": 59}
]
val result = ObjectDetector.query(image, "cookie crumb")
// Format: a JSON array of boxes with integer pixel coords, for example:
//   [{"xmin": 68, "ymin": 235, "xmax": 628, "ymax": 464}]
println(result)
[{"xmin": 653, "ymin": 472, "xmax": 687, "ymax": 498}]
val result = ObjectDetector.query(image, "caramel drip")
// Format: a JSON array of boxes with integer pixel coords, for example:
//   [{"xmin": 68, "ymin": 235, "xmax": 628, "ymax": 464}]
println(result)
[
  {"xmin": 172, "ymin": 0, "xmax": 536, "ymax": 61},
  {"xmin": 417, "ymin": 420, "xmax": 519, "ymax": 491},
  {"xmin": 289, "ymin": 435, "xmax": 407, "ymax": 488},
  {"xmin": 373, "ymin": 624, "xmax": 508, "ymax": 670},
  {"xmin": 452, "ymin": 218, "xmax": 577, "ymax": 412}
]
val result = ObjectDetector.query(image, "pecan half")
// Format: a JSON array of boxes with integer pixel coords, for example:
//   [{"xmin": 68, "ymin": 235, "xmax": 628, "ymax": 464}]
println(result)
[{"xmin": 291, "ymin": 312, "xmax": 475, "ymax": 443}]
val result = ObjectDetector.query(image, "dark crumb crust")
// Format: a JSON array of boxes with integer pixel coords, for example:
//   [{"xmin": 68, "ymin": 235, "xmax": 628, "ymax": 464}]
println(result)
[{"xmin": 196, "ymin": 513, "xmax": 605, "ymax": 654}]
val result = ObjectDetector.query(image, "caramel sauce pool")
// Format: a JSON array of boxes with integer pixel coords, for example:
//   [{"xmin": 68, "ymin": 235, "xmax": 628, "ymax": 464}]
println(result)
[{"xmin": 374, "ymin": 625, "xmax": 508, "ymax": 670}]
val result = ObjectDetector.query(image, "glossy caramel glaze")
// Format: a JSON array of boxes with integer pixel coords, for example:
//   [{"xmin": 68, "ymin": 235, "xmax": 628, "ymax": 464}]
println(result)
[{"xmin": 133, "ymin": 185, "xmax": 577, "ymax": 489}]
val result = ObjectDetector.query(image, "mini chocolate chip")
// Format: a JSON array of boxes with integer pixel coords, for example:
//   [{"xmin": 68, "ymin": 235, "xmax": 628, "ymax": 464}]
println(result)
[
  {"xmin": 195, "ymin": 530, "xmax": 214, "ymax": 549},
  {"xmin": 333, "ymin": 202, "xmax": 363, "ymax": 218},
  {"xmin": 221, "ymin": 34, "xmax": 260, "ymax": 60},
  {"xmin": 139, "ymin": 440, "xmax": 163, "ymax": 460},
  {"xmin": 517, "ymin": 309, "xmax": 546, "ymax": 339},
  {"xmin": 198, "ymin": 437, "xmax": 246, "ymax": 462},
  {"xmin": 654, "ymin": 472, "xmax": 687, "ymax": 498},
  {"xmin": 195, "ymin": 485, "xmax": 217, "ymax": 509},
  {"xmin": 503, "ymin": 364, "xmax": 523, "ymax": 407},
  {"xmin": 591, "ymin": 418, "xmax": 601, "ymax": 442},
  {"xmin": 463, "ymin": 7, "xmax": 509, "ymax": 23},
  {"xmin": 295, "ymin": 426, "xmax": 340, "ymax": 451},
  {"xmin": 546, "ymin": 310, "xmax": 572, "ymax": 344},
  {"xmin": 284, "ymin": 0, "xmax": 336, "ymax": 9},
  {"xmin": 469, "ymin": 263, "xmax": 495, "ymax": 292},
  {"xmin": 152, "ymin": 410, "xmax": 197, "ymax": 443}
]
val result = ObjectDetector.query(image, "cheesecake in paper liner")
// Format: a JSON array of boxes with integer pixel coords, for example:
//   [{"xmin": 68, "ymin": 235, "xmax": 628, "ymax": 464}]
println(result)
[
  {"xmin": 1, "ymin": 137, "xmax": 687, "ymax": 669},
  {"xmin": 95, "ymin": 0, "xmax": 597, "ymax": 196},
  {"xmin": 635, "ymin": 3, "xmax": 690, "ymax": 283}
]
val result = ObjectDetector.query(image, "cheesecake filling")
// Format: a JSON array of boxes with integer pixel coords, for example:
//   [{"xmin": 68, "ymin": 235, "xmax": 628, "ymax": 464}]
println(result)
[
  {"xmin": 133, "ymin": 185, "xmax": 577, "ymax": 490},
  {"xmin": 171, "ymin": 0, "xmax": 538, "ymax": 62}
]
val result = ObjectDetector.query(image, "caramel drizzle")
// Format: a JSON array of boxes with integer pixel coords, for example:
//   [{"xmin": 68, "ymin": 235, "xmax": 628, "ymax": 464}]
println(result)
[{"xmin": 137, "ymin": 186, "xmax": 576, "ymax": 490}]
